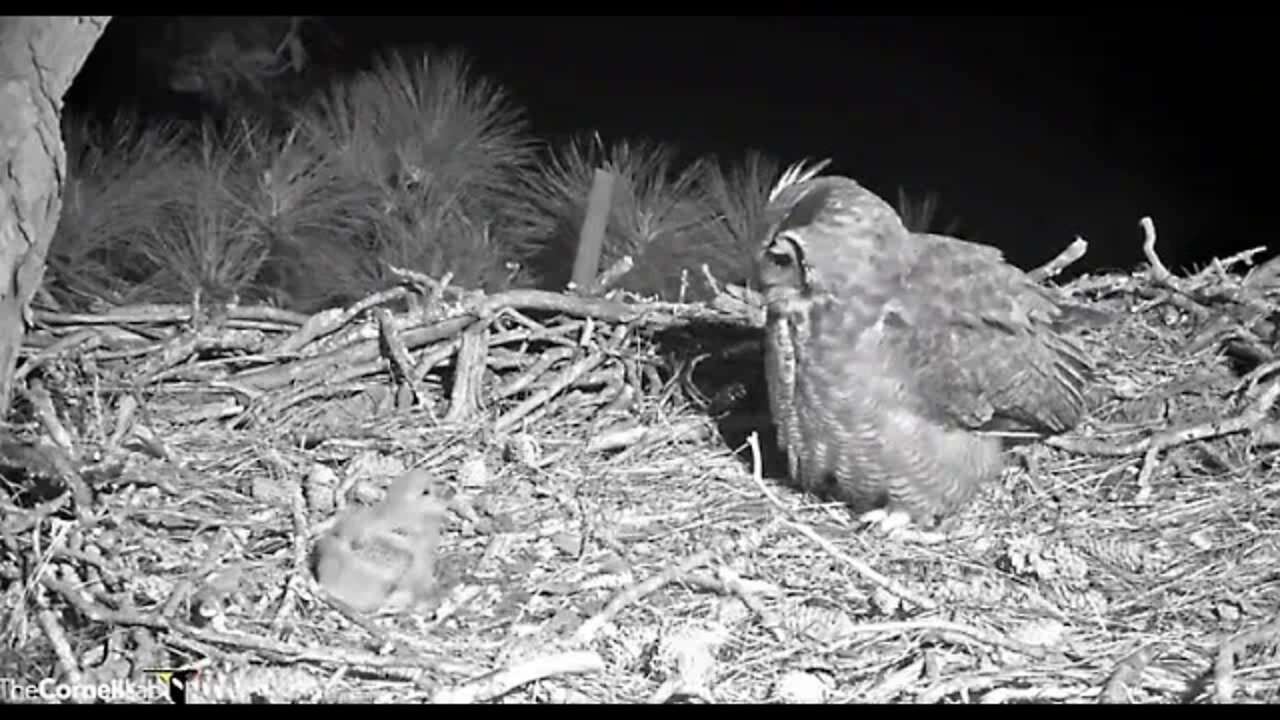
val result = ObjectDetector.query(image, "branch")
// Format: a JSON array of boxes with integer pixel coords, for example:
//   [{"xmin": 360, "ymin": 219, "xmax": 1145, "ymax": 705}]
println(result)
[{"xmin": 1028, "ymin": 236, "xmax": 1089, "ymax": 282}]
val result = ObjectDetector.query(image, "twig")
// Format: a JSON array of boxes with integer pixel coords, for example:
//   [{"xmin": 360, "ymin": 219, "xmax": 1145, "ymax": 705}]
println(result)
[
  {"xmin": 376, "ymin": 307, "xmax": 423, "ymax": 406},
  {"xmin": 105, "ymin": 393, "xmax": 139, "ymax": 454},
  {"xmin": 273, "ymin": 483, "xmax": 312, "ymax": 624},
  {"xmin": 495, "ymin": 350, "xmax": 608, "ymax": 432},
  {"xmin": 496, "ymin": 346, "xmax": 575, "ymax": 399},
  {"xmin": 237, "ymin": 315, "xmax": 474, "ymax": 392},
  {"xmin": 160, "ymin": 529, "xmax": 232, "ymax": 619},
  {"xmin": 1212, "ymin": 614, "xmax": 1280, "ymax": 704},
  {"xmin": 980, "ymin": 685, "xmax": 1090, "ymax": 704},
  {"xmin": 715, "ymin": 564, "xmax": 789, "ymax": 642},
  {"xmin": 475, "ymin": 289, "xmax": 757, "ymax": 331},
  {"xmin": 40, "ymin": 574, "xmax": 455, "ymax": 671},
  {"xmin": 779, "ymin": 519, "xmax": 938, "ymax": 612},
  {"xmin": 586, "ymin": 420, "xmax": 709, "ymax": 453},
  {"xmin": 1140, "ymin": 216, "xmax": 1179, "ymax": 288},
  {"xmin": 34, "ymin": 585, "xmax": 85, "ymax": 690},
  {"xmin": 1134, "ymin": 445, "xmax": 1163, "ymax": 503},
  {"xmin": 573, "ymin": 548, "xmax": 718, "ymax": 644},
  {"xmin": 272, "ymin": 286, "xmax": 410, "ymax": 356},
  {"xmin": 1048, "ymin": 375, "xmax": 1280, "ymax": 458},
  {"xmin": 1029, "ymin": 236, "xmax": 1089, "ymax": 282},
  {"xmin": 1192, "ymin": 245, "xmax": 1268, "ymax": 284},
  {"xmin": 0, "ymin": 434, "xmax": 94, "ymax": 517},
  {"xmin": 1101, "ymin": 642, "xmax": 1163, "ymax": 704},
  {"xmin": 431, "ymin": 650, "xmax": 605, "ymax": 704},
  {"xmin": 917, "ymin": 673, "xmax": 1000, "ymax": 704},
  {"xmin": 14, "ymin": 328, "xmax": 101, "ymax": 382},
  {"xmin": 745, "ymin": 432, "xmax": 788, "ymax": 512},
  {"xmin": 444, "ymin": 322, "xmax": 489, "ymax": 423},
  {"xmin": 574, "ymin": 519, "xmax": 777, "ymax": 645},
  {"xmin": 743, "ymin": 433, "xmax": 937, "ymax": 612}
]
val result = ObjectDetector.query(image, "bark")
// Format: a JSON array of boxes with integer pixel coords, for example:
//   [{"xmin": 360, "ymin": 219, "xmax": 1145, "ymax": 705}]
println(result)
[{"xmin": 0, "ymin": 16, "xmax": 110, "ymax": 414}]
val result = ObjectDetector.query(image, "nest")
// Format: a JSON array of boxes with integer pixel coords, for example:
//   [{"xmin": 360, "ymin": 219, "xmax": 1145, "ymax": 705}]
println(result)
[{"xmin": 1, "ymin": 221, "xmax": 1278, "ymax": 704}]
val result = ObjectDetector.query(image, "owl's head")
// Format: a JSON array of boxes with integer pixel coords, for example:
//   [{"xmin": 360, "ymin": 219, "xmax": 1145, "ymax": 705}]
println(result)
[{"xmin": 757, "ymin": 171, "xmax": 909, "ymax": 301}]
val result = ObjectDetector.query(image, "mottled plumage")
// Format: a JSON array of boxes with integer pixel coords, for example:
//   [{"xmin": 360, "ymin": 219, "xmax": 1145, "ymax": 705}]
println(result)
[
  {"xmin": 758, "ymin": 167, "xmax": 1091, "ymax": 526},
  {"xmin": 311, "ymin": 469, "xmax": 447, "ymax": 614}
]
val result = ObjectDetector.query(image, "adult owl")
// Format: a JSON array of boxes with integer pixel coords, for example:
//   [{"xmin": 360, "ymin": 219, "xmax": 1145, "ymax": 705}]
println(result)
[{"xmin": 758, "ymin": 164, "xmax": 1092, "ymax": 529}]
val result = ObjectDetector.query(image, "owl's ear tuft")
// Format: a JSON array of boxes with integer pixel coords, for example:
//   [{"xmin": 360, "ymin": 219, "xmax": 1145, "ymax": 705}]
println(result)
[{"xmin": 778, "ymin": 185, "xmax": 835, "ymax": 235}]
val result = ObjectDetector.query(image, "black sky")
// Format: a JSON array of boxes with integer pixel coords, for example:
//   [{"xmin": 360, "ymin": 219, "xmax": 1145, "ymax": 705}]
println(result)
[{"xmin": 70, "ymin": 16, "xmax": 1260, "ymax": 275}]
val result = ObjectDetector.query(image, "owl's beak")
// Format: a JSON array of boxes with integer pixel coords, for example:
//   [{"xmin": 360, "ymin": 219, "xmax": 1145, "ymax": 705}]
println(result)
[{"xmin": 762, "ymin": 283, "xmax": 802, "ymax": 307}]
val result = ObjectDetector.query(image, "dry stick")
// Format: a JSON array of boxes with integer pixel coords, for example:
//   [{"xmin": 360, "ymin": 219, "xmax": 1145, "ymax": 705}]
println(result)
[
  {"xmin": 495, "ymin": 350, "xmax": 608, "ymax": 432},
  {"xmin": 33, "ymin": 305, "xmax": 196, "ymax": 326},
  {"xmin": 1049, "ymin": 374, "xmax": 1280, "ymax": 460},
  {"xmin": 259, "ymin": 361, "xmax": 392, "ymax": 420},
  {"xmin": 863, "ymin": 656, "xmax": 927, "ymax": 703},
  {"xmin": 160, "ymin": 530, "xmax": 232, "ymax": 619},
  {"xmin": 1028, "ymin": 236, "xmax": 1090, "ymax": 282},
  {"xmin": 476, "ymin": 289, "xmax": 757, "ymax": 331},
  {"xmin": 1193, "ymin": 245, "xmax": 1269, "ymax": 284},
  {"xmin": 105, "ymin": 393, "xmax": 139, "ymax": 455},
  {"xmin": 385, "ymin": 264, "xmax": 466, "ymax": 305},
  {"xmin": 601, "ymin": 382, "xmax": 637, "ymax": 415},
  {"xmin": 34, "ymin": 592, "xmax": 86, "ymax": 696},
  {"xmin": 1212, "ymin": 613, "xmax": 1280, "ymax": 704},
  {"xmin": 497, "ymin": 307, "xmax": 551, "ymax": 334},
  {"xmin": 496, "ymin": 346, "xmax": 576, "ymax": 399},
  {"xmin": 586, "ymin": 419, "xmax": 708, "ymax": 454},
  {"xmin": 829, "ymin": 618, "xmax": 1050, "ymax": 660},
  {"xmin": 574, "ymin": 521, "xmax": 777, "ymax": 646},
  {"xmin": 14, "ymin": 328, "xmax": 101, "ymax": 382},
  {"xmin": 444, "ymin": 322, "xmax": 490, "ymax": 423},
  {"xmin": 573, "ymin": 547, "xmax": 717, "ymax": 645},
  {"xmin": 271, "ymin": 286, "xmax": 411, "ymax": 356},
  {"xmin": 980, "ymin": 685, "xmax": 1090, "ymax": 704},
  {"xmin": 779, "ymin": 520, "xmax": 939, "ymax": 613},
  {"xmin": 39, "ymin": 574, "xmax": 449, "ymax": 672},
  {"xmin": 24, "ymin": 381, "xmax": 76, "ymax": 453},
  {"xmin": 376, "ymin": 307, "xmax": 423, "ymax": 406},
  {"xmin": 917, "ymin": 674, "xmax": 1002, "ymax": 704},
  {"xmin": 410, "ymin": 337, "xmax": 462, "ymax": 384},
  {"xmin": 1, "ymin": 432, "xmax": 94, "ymax": 519},
  {"xmin": 743, "ymin": 433, "xmax": 938, "ymax": 612},
  {"xmin": 1100, "ymin": 642, "xmax": 1163, "ymax": 704},
  {"xmin": 431, "ymin": 650, "xmax": 606, "ymax": 704},
  {"xmin": 1134, "ymin": 216, "xmax": 1226, "ymax": 331},
  {"xmin": 715, "ymin": 564, "xmax": 790, "ymax": 643},
  {"xmin": 272, "ymin": 483, "xmax": 313, "ymax": 624},
  {"xmin": 236, "ymin": 315, "xmax": 474, "ymax": 392},
  {"xmin": 1140, "ymin": 216, "xmax": 1179, "ymax": 287}
]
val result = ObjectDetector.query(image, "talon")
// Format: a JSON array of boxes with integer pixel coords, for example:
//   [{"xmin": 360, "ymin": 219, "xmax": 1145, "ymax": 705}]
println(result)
[
  {"xmin": 858, "ymin": 508, "xmax": 914, "ymax": 535},
  {"xmin": 858, "ymin": 508, "xmax": 890, "ymax": 526}
]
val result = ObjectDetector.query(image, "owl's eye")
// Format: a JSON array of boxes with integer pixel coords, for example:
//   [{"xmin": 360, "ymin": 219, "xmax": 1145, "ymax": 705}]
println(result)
[{"xmin": 764, "ymin": 234, "xmax": 802, "ymax": 268}]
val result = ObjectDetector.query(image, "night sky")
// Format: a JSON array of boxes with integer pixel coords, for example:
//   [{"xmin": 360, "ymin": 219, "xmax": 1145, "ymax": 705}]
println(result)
[{"xmin": 69, "ymin": 16, "xmax": 1260, "ymax": 276}]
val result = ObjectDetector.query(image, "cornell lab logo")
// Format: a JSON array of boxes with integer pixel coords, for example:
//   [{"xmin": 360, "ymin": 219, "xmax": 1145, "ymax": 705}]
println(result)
[{"xmin": 143, "ymin": 668, "xmax": 200, "ymax": 704}]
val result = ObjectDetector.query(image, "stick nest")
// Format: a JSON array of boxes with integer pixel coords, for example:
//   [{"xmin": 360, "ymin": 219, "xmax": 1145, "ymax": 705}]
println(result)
[{"xmin": 2, "ymin": 228, "xmax": 1279, "ymax": 704}]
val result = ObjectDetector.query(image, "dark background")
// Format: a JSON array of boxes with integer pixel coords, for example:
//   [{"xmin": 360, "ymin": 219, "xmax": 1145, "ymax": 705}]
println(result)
[{"xmin": 67, "ymin": 16, "xmax": 1261, "ymax": 275}]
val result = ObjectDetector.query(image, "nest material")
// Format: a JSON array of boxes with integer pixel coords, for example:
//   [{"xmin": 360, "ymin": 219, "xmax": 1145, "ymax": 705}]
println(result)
[{"xmin": 2, "ymin": 223, "xmax": 1279, "ymax": 704}]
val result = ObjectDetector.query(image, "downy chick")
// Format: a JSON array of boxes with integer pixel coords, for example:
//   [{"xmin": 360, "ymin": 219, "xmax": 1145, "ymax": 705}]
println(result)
[{"xmin": 312, "ymin": 469, "xmax": 447, "ymax": 614}]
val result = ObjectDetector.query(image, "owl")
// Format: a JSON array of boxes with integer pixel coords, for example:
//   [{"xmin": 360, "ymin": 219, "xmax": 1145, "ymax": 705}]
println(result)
[
  {"xmin": 757, "ymin": 165, "xmax": 1092, "ymax": 529},
  {"xmin": 312, "ymin": 469, "xmax": 448, "ymax": 614}
]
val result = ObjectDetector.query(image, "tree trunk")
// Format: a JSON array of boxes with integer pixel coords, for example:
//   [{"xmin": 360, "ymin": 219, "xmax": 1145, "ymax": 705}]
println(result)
[{"xmin": 0, "ymin": 16, "xmax": 110, "ymax": 414}]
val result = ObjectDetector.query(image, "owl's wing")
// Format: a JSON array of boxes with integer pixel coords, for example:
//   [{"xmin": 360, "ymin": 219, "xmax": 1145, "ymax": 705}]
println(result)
[
  {"xmin": 763, "ymin": 310, "xmax": 801, "ymax": 477},
  {"xmin": 882, "ymin": 233, "xmax": 1092, "ymax": 434}
]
